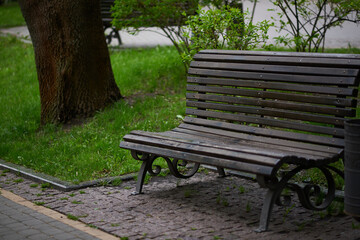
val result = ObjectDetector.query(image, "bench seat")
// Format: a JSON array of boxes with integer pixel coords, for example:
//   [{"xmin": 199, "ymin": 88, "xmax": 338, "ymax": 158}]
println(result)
[{"xmin": 121, "ymin": 120, "xmax": 342, "ymax": 176}]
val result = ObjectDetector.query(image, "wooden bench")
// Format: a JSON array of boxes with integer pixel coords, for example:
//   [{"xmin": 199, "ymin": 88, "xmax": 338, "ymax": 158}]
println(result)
[
  {"xmin": 120, "ymin": 50, "xmax": 360, "ymax": 231},
  {"xmin": 100, "ymin": 0, "xmax": 122, "ymax": 45}
]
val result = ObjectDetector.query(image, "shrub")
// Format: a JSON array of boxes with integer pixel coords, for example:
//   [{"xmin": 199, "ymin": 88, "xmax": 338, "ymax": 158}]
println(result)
[{"xmin": 182, "ymin": 6, "xmax": 272, "ymax": 65}]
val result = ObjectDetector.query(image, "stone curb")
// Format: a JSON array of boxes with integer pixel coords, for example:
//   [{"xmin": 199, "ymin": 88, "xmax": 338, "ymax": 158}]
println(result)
[{"xmin": 0, "ymin": 159, "xmax": 135, "ymax": 191}]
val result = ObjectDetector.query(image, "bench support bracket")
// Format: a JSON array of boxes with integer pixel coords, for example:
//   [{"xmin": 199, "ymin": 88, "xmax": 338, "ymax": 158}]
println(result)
[
  {"xmin": 256, "ymin": 165, "xmax": 340, "ymax": 232},
  {"xmin": 130, "ymin": 150, "xmax": 200, "ymax": 195}
]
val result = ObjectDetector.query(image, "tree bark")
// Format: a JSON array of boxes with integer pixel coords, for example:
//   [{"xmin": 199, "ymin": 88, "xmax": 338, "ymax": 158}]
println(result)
[{"xmin": 18, "ymin": 0, "xmax": 122, "ymax": 125}]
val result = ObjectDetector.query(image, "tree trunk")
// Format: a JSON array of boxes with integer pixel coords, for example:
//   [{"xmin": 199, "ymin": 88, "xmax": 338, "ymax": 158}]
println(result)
[{"xmin": 18, "ymin": 0, "xmax": 122, "ymax": 125}]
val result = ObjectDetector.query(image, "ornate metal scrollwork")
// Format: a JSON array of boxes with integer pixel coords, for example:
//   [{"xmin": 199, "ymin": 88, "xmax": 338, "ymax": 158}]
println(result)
[
  {"xmin": 262, "ymin": 165, "xmax": 342, "ymax": 211},
  {"xmin": 256, "ymin": 164, "xmax": 343, "ymax": 232},
  {"xmin": 130, "ymin": 150, "xmax": 200, "ymax": 195},
  {"xmin": 130, "ymin": 150, "xmax": 200, "ymax": 178},
  {"xmin": 165, "ymin": 158, "xmax": 200, "ymax": 179}
]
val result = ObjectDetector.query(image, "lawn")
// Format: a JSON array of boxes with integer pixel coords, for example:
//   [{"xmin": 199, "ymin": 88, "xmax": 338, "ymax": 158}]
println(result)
[{"xmin": 0, "ymin": 2, "xmax": 25, "ymax": 28}]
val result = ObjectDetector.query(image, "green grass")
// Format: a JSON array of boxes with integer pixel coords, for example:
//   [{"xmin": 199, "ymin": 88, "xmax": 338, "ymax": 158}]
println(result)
[
  {"xmin": 0, "ymin": 35, "xmax": 186, "ymax": 183},
  {"xmin": 0, "ymin": 2, "xmax": 25, "ymax": 28}
]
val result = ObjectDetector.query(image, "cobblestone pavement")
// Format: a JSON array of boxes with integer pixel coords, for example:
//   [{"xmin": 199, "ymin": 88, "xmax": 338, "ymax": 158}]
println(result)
[{"xmin": 1, "ymin": 169, "xmax": 360, "ymax": 240}]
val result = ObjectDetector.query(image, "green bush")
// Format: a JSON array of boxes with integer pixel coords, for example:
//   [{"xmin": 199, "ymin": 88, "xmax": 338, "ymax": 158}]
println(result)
[{"xmin": 182, "ymin": 6, "xmax": 272, "ymax": 65}]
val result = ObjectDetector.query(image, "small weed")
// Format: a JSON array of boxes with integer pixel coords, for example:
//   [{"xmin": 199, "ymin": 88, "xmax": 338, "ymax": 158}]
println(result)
[
  {"xmin": 214, "ymin": 236, "xmax": 222, "ymax": 240},
  {"xmin": 34, "ymin": 201, "xmax": 45, "ymax": 206},
  {"xmin": 222, "ymin": 199, "xmax": 229, "ymax": 207},
  {"xmin": 120, "ymin": 237, "xmax": 129, "ymax": 240},
  {"xmin": 36, "ymin": 193, "xmax": 43, "ymax": 197},
  {"xmin": 30, "ymin": 183, "xmax": 38, "ymax": 188},
  {"xmin": 13, "ymin": 178, "xmax": 23, "ymax": 183},
  {"xmin": 327, "ymin": 201, "xmax": 344, "ymax": 216},
  {"xmin": 246, "ymin": 201, "xmax": 251, "ymax": 212},
  {"xmin": 2, "ymin": 169, "xmax": 10, "ymax": 173},
  {"xmin": 352, "ymin": 221, "xmax": 360, "ymax": 229},
  {"xmin": 283, "ymin": 204, "xmax": 295, "ymax": 222},
  {"xmin": 1, "ymin": 173, "xmax": 6, "ymax": 176},
  {"xmin": 41, "ymin": 182, "xmax": 51, "ymax": 189},
  {"xmin": 111, "ymin": 223, "xmax": 120, "ymax": 227},
  {"xmin": 88, "ymin": 224, "xmax": 98, "ymax": 229},
  {"xmin": 225, "ymin": 186, "xmax": 230, "ymax": 192},
  {"xmin": 111, "ymin": 178, "xmax": 122, "ymax": 186},
  {"xmin": 79, "ymin": 190, "xmax": 86, "ymax": 194},
  {"xmin": 191, "ymin": 227, "xmax": 197, "ymax": 230},
  {"xmin": 184, "ymin": 188, "xmax": 193, "ymax": 198},
  {"xmin": 216, "ymin": 193, "xmax": 221, "ymax": 204},
  {"xmin": 67, "ymin": 214, "xmax": 79, "ymax": 221},
  {"xmin": 71, "ymin": 200, "xmax": 83, "ymax": 204},
  {"xmin": 124, "ymin": 186, "xmax": 131, "ymax": 190},
  {"xmin": 69, "ymin": 193, "xmax": 76, "ymax": 197},
  {"xmin": 60, "ymin": 197, "xmax": 68, "ymax": 200},
  {"xmin": 296, "ymin": 221, "xmax": 306, "ymax": 232},
  {"xmin": 238, "ymin": 185, "xmax": 246, "ymax": 194}
]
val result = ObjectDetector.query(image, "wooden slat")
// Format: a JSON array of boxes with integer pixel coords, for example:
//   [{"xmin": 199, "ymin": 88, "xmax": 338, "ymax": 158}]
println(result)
[
  {"xmin": 199, "ymin": 49, "xmax": 360, "ymax": 59},
  {"xmin": 186, "ymin": 101, "xmax": 345, "ymax": 126},
  {"xmin": 183, "ymin": 117, "xmax": 345, "ymax": 148},
  {"xmin": 190, "ymin": 61, "xmax": 359, "ymax": 77},
  {"xmin": 130, "ymin": 130, "xmax": 335, "ymax": 159},
  {"xmin": 123, "ymin": 134, "xmax": 281, "ymax": 166},
  {"xmin": 193, "ymin": 52, "xmax": 360, "ymax": 69},
  {"xmin": 187, "ymin": 77, "xmax": 357, "ymax": 97},
  {"xmin": 176, "ymin": 123, "xmax": 342, "ymax": 155},
  {"xmin": 120, "ymin": 141, "xmax": 276, "ymax": 176},
  {"xmin": 185, "ymin": 108, "xmax": 344, "ymax": 137},
  {"xmin": 187, "ymin": 85, "xmax": 356, "ymax": 107},
  {"xmin": 188, "ymin": 68, "xmax": 356, "ymax": 86},
  {"xmin": 186, "ymin": 93, "xmax": 355, "ymax": 117}
]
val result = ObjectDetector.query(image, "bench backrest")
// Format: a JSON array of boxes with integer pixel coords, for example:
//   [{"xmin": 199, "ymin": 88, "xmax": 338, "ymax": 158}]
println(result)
[
  {"xmin": 100, "ymin": 0, "xmax": 114, "ymax": 25},
  {"xmin": 186, "ymin": 50, "xmax": 360, "ymax": 148}
]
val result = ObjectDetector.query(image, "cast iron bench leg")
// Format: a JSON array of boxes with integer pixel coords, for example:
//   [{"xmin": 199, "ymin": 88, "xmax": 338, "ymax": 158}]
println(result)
[
  {"xmin": 256, "ymin": 188, "xmax": 278, "ymax": 232},
  {"xmin": 132, "ymin": 160, "xmax": 150, "ymax": 195},
  {"xmin": 217, "ymin": 167, "xmax": 226, "ymax": 177}
]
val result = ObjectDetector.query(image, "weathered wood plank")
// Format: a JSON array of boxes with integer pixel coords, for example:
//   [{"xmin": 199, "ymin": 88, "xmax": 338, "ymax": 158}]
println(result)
[
  {"xmin": 187, "ymin": 85, "xmax": 356, "ymax": 107},
  {"xmin": 187, "ymin": 77, "xmax": 357, "ymax": 97},
  {"xmin": 186, "ymin": 93, "xmax": 355, "ymax": 117},
  {"xmin": 193, "ymin": 52, "xmax": 360, "ymax": 68},
  {"xmin": 190, "ymin": 61, "xmax": 359, "ymax": 77},
  {"xmin": 186, "ymin": 101, "xmax": 345, "ymax": 126},
  {"xmin": 198, "ymin": 50, "xmax": 360, "ymax": 60},
  {"xmin": 183, "ymin": 117, "xmax": 345, "ymax": 148},
  {"xmin": 185, "ymin": 108, "xmax": 344, "ymax": 137},
  {"xmin": 188, "ymin": 68, "xmax": 356, "ymax": 86},
  {"xmin": 175, "ymin": 123, "xmax": 342, "ymax": 155},
  {"xmin": 123, "ymin": 134, "xmax": 281, "ymax": 166},
  {"xmin": 129, "ymin": 129, "xmax": 337, "ymax": 159},
  {"xmin": 120, "ymin": 141, "xmax": 276, "ymax": 176}
]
